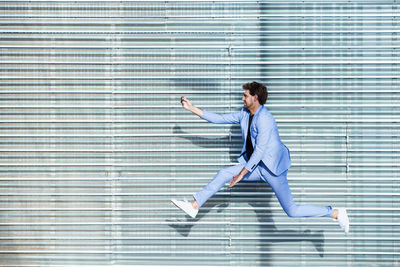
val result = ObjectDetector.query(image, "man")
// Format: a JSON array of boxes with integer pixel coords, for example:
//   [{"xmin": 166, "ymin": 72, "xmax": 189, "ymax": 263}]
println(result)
[{"xmin": 172, "ymin": 81, "xmax": 350, "ymax": 233}]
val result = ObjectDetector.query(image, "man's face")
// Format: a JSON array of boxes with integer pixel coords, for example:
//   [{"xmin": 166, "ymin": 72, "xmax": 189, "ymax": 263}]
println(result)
[{"xmin": 242, "ymin": 90, "xmax": 257, "ymax": 109}]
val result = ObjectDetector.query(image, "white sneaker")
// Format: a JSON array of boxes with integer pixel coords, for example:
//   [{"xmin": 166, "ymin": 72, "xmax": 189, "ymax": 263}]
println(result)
[
  {"xmin": 171, "ymin": 199, "xmax": 198, "ymax": 218},
  {"xmin": 333, "ymin": 208, "xmax": 350, "ymax": 234}
]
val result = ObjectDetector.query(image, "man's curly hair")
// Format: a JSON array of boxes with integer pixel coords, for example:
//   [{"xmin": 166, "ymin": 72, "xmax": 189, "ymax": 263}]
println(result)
[{"xmin": 242, "ymin": 81, "xmax": 268, "ymax": 105}]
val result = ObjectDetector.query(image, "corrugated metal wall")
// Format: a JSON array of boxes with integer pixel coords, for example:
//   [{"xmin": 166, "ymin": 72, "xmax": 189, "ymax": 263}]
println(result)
[{"xmin": 0, "ymin": 1, "xmax": 399, "ymax": 266}]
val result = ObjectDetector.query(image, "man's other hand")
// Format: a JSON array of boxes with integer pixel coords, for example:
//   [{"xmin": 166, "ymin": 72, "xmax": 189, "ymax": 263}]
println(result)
[{"xmin": 229, "ymin": 174, "xmax": 244, "ymax": 188}]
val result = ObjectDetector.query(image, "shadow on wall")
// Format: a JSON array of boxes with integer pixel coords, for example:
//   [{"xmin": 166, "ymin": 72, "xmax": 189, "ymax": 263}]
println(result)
[{"xmin": 168, "ymin": 125, "xmax": 325, "ymax": 265}]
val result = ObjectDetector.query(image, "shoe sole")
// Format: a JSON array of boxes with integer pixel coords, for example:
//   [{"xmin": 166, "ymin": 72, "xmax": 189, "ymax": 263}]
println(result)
[{"xmin": 340, "ymin": 209, "xmax": 350, "ymax": 234}]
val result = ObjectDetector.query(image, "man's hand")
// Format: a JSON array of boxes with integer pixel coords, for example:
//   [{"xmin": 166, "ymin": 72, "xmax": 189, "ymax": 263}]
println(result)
[
  {"xmin": 229, "ymin": 167, "xmax": 249, "ymax": 188},
  {"xmin": 180, "ymin": 96, "xmax": 193, "ymax": 111},
  {"xmin": 180, "ymin": 96, "xmax": 203, "ymax": 117},
  {"xmin": 229, "ymin": 173, "xmax": 244, "ymax": 188}
]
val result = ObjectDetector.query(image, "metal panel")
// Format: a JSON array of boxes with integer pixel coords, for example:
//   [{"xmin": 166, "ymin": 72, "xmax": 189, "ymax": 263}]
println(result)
[{"xmin": 0, "ymin": 1, "xmax": 398, "ymax": 266}]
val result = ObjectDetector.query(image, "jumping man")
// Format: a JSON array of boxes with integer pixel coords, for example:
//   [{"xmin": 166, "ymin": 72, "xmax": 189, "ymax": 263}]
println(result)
[{"xmin": 172, "ymin": 81, "xmax": 350, "ymax": 233}]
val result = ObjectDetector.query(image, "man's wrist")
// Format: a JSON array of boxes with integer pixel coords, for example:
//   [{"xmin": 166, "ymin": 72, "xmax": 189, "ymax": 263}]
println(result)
[
  {"xmin": 186, "ymin": 105, "xmax": 196, "ymax": 114},
  {"xmin": 239, "ymin": 168, "xmax": 249, "ymax": 176},
  {"xmin": 191, "ymin": 106, "xmax": 203, "ymax": 117}
]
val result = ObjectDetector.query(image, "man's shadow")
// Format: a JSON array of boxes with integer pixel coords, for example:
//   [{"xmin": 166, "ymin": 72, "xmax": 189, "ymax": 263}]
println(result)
[{"xmin": 168, "ymin": 125, "xmax": 325, "ymax": 259}]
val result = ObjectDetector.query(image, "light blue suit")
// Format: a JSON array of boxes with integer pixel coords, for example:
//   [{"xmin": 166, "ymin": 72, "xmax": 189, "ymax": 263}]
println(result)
[
  {"xmin": 193, "ymin": 105, "xmax": 333, "ymax": 218},
  {"xmin": 201, "ymin": 105, "xmax": 291, "ymax": 176}
]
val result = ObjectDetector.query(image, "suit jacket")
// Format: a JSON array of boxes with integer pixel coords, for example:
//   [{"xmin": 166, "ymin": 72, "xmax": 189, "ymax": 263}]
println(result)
[{"xmin": 201, "ymin": 105, "xmax": 291, "ymax": 176}]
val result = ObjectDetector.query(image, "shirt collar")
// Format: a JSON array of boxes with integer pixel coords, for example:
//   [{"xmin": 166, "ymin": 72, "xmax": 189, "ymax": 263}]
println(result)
[{"xmin": 246, "ymin": 105, "xmax": 263, "ymax": 116}]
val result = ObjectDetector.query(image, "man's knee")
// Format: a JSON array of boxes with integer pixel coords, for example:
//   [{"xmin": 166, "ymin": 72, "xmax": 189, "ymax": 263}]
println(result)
[
  {"xmin": 216, "ymin": 168, "xmax": 233, "ymax": 180},
  {"xmin": 284, "ymin": 204, "xmax": 299, "ymax": 218},
  {"xmin": 217, "ymin": 165, "xmax": 239, "ymax": 177}
]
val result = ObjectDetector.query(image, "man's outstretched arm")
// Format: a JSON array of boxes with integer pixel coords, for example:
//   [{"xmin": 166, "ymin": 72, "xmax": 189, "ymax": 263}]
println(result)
[
  {"xmin": 180, "ymin": 96, "xmax": 203, "ymax": 117},
  {"xmin": 181, "ymin": 96, "xmax": 242, "ymax": 124}
]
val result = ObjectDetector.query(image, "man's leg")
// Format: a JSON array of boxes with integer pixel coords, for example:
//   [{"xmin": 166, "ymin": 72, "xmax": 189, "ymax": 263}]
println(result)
[
  {"xmin": 259, "ymin": 164, "xmax": 333, "ymax": 218},
  {"xmin": 172, "ymin": 163, "xmax": 257, "ymax": 218},
  {"xmin": 193, "ymin": 163, "xmax": 262, "ymax": 207}
]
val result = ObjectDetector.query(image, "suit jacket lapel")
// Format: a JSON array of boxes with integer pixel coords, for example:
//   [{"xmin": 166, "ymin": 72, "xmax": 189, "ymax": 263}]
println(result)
[{"xmin": 249, "ymin": 105, "xmax": 263, "ymax": 142}]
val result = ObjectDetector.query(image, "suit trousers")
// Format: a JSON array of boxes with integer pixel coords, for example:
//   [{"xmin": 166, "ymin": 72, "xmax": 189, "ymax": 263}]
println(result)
[{"xmin": 193, "ymin": 161, "xmax": 333, "ymax": 218}]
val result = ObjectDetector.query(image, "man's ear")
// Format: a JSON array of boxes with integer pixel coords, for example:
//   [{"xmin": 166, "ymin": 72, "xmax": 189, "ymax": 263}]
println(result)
[{"xmin": 253, "ymin": 94, "xmax": 258, "ymax": 102}]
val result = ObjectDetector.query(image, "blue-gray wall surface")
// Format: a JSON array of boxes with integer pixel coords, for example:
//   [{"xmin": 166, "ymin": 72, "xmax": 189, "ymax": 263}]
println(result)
[{"xmin": 0, "ymin": 1, "xmax": 399, "ymax": 266}]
